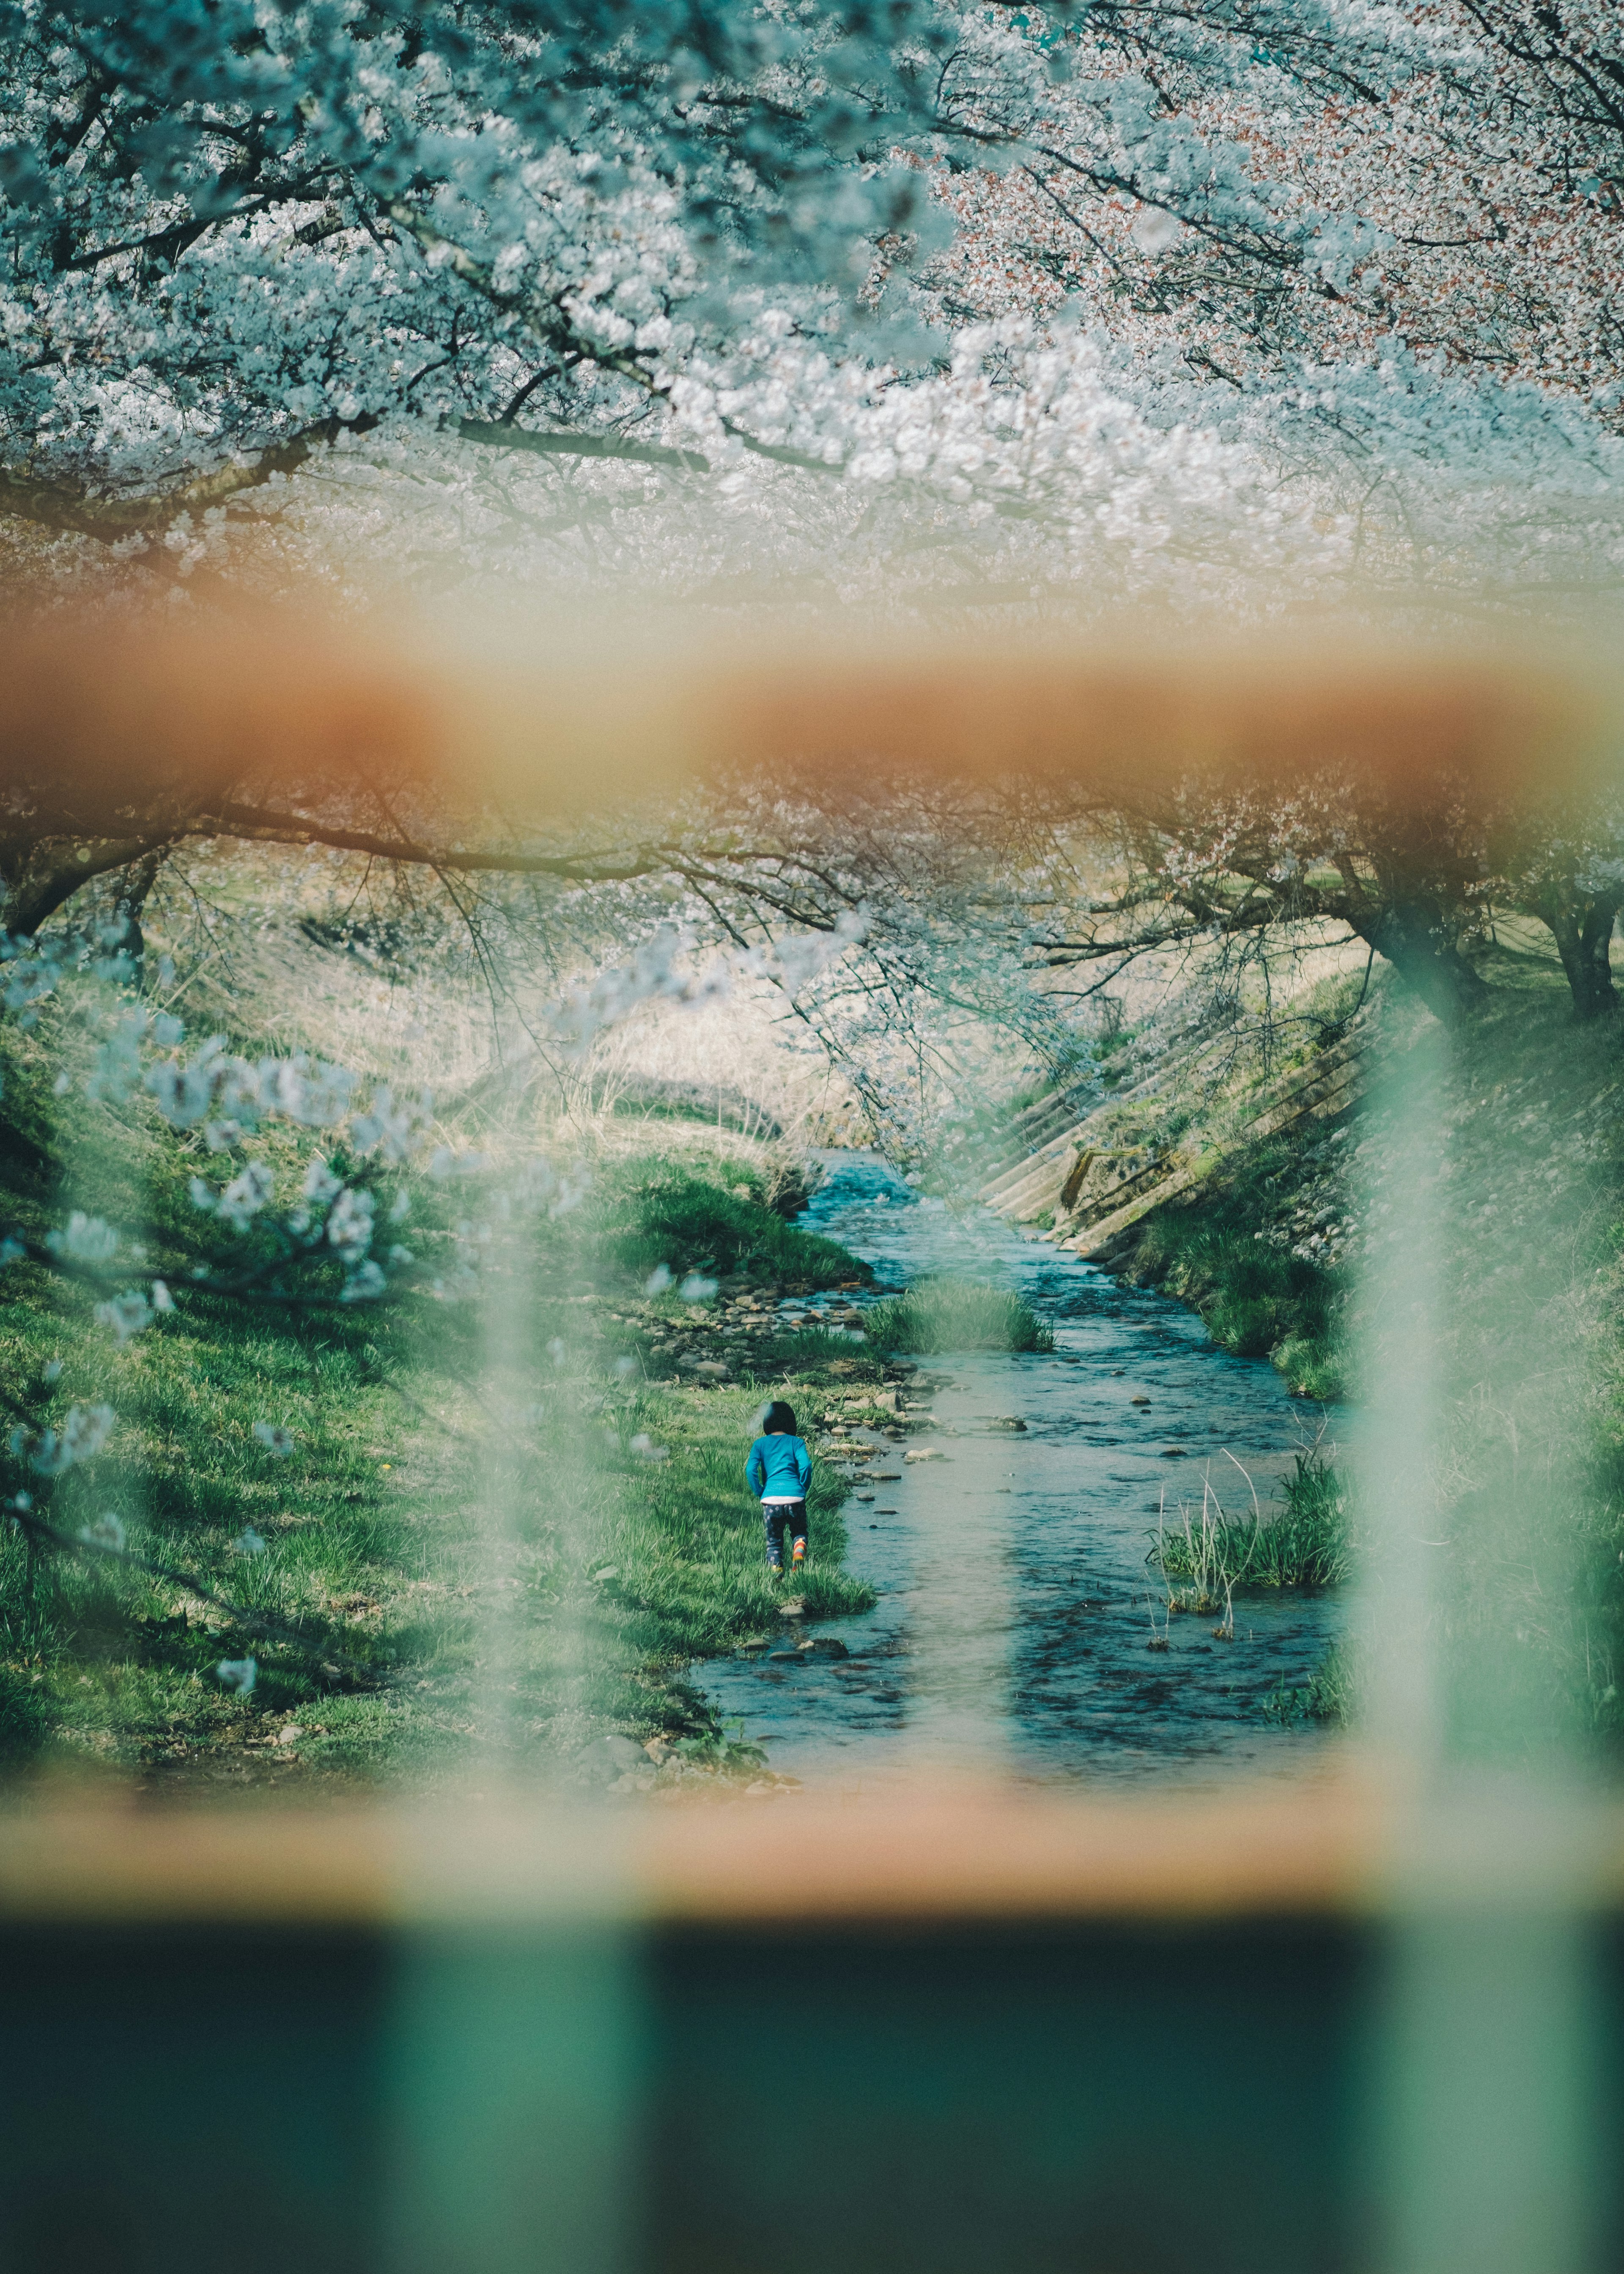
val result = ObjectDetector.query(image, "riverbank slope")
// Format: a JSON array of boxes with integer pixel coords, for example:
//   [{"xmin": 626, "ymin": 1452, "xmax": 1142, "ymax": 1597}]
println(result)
[{"xmin": 976, "ymin": 931, "xmax": 1624, "ymax": 1744}]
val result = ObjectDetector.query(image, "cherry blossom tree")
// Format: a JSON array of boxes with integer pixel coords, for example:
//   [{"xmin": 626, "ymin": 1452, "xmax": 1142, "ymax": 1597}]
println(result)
[
  {"xmin": 1023, "ymin": 736, "xmax": 1624, "ymax": 1027},
  {"xmin": 0, "ymin": 0, "xmax": 986, "ymax": 546},
  {"xmin": 925, "ymin": 0, "xmax": 1624, "ymax": 608},
  {"xmin": 1, "ymin": 0, "xmax": 1618, "ymax": 618},
  {"xmin": 2, "ymin": 0, "xmax": 1620, "ymax": 1052},
  {"xmin": 935, "ymin": 3, "xmax": 1620, "ymax": 409}
]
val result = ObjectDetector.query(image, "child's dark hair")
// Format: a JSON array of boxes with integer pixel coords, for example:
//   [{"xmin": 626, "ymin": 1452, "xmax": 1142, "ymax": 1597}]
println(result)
[{"xmin": 761, "ymin": 1400, "xmax": 797, "ymax": 1436}]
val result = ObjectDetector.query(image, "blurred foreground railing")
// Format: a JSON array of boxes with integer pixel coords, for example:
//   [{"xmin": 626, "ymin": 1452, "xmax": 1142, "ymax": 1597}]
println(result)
[
  {"xmin": 2, "ymin": 1774, "xmax": 1621, "ymax": 2274},
  {"xmin": 4, "ymin": 619, "xmax": 1624, "ymax": 2274}
]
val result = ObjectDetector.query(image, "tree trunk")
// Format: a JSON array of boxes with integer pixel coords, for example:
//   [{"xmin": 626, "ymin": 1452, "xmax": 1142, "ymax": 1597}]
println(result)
[
  {"xmin": 110, "ymin": 847, "xmax": 167, "ymax": 976},
  {"xmin": 0, "ymin": 834, "xmax": 165, "ymax": 939},
  {"xmin": 1356, "ymin": 900, "xmax": 1491, "ymax": 1027},
  {"xmin": 1532, "ymin": 893, "xmax": 1619, "ymax": 1023}
]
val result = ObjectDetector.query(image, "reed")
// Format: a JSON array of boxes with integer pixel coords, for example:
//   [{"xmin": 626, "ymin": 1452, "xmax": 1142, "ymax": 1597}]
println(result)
[{"xmin": 1151, "ymin": 1450, "xmax": 1352, "ymax": 1594}]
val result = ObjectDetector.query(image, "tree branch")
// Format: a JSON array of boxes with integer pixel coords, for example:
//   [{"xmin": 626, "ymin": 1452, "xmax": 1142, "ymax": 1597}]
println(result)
[
  {"xmin": 457, "ymin": 417, "xmax": 710, "ymax": 472},
  {"xmin": 206, "ymin": 804, "xmax": 675, "ymax": 882},
  {"xmin": 0, "ymin": 415, "xmax": 380, "ymax": 542}
]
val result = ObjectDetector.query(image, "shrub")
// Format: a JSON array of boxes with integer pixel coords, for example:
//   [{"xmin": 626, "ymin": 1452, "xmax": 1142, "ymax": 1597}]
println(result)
[
  {"xmin": 864, "ymin": 1278, "xmax": 1053, "ymax": 1355},
  {"xmin": 596, "ymin": 1163, "xmax": 866, "ymax": 1289},
  {"xmin": 1271, "ymin": 1332, "xmax": 1345, "ymax": 1403}
]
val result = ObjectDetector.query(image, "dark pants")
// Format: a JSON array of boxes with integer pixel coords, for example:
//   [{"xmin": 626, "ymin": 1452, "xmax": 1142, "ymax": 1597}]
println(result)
[{"xmin": 762, "ymin": 1501, "xmax": 807, "ymax": 1568}]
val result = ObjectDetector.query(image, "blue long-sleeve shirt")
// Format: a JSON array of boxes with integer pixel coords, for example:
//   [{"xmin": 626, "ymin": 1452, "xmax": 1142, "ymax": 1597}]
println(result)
[{"xmin": 746, "ymin": 1433, "xmax": 812, "ymax": 1501}]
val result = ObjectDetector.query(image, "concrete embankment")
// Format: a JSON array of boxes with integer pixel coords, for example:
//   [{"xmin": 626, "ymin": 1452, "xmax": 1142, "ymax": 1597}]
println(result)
[{"xmin": 977, "ymin": 1020, "xmax": 1377, "ymax": 1270}]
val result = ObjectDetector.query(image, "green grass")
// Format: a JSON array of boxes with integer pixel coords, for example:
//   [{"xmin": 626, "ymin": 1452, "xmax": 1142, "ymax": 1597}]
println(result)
[
  {"xmin": 862, "ymin": 1278, "xmax": 1053, "ymax": 1355},
  {"xmin": 1264, "ymin": 1640, "xmax": 1358, "ymax": 1725},
  {"xmin": 0, "ymin": 1010, "xmax": 881, "ymax": 1782},
  {"xmin": 582, "ymin": 1382, "xmax": 874, "ymax": 1653},
  {"xmin": 0, "ymin": 1256, "xmax": 880, "ymax": 1781},
  {"xmin": 592, "ymin": 1158, "xmax": 869, "ymax": 1291},
  {"xmin": 0, "ymin": 1267, "xmax": 441, "ymax": 1771},
  {"xmin": 1122, "ymin": 1145, "xmax": 1347, "ymax": 1398},
  {"xmin": 1151, "ymin": 1453, "xmax": 1352, "ymax": 1593}
]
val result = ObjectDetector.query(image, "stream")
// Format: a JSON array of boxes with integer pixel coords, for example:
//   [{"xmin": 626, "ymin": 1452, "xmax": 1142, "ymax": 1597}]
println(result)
[{"xmin": 700, "ymin": 1150, "xmax": 1347, "ymax": 1788}]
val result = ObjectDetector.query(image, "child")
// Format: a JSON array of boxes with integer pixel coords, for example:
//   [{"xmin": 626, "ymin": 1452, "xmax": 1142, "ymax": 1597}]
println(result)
[{"xmin": 746, "ymin": 1400, "xmax": 812, "ymax": 1577}]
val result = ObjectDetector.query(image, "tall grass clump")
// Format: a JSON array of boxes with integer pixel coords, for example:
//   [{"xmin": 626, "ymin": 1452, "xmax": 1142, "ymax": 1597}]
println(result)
[
  {"xmin": 864, "ymin": 1278, "xmax": 1053, "ymax": 1355},
  {"xmin": 1265, "ymin": 1639, "xmax": 1359, "ymax": 1725},
  {"xmin": 1152, "ymin": 1453, "xmax": 1352, "ymax": 1591},
  {"xmin": 595, "ymin": 1160, "xmax": 865, "ymax": 1288}
]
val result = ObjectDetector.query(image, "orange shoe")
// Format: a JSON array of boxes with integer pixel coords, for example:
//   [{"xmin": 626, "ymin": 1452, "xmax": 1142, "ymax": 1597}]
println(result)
[{"xmin": 791, "ymin": 1538, "xmax": 807, "ymax": 1568}]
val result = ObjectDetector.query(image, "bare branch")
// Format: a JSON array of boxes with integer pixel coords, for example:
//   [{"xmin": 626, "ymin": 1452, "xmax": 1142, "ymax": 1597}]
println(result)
[{"xmin": 207, "ymin": 804, "xmax": 675, "ymax": 883}]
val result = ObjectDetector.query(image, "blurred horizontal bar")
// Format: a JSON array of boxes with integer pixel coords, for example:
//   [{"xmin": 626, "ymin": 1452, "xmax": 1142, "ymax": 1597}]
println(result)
[{"xmin": 3, "ymin": 1776, "xmax": 1623, "ymax": 1924}]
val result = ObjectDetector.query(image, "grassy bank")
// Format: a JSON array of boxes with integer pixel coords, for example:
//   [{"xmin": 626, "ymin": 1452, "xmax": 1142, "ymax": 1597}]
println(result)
[
  {"xmin": 1101, "ymin": 950, "xmax": 1624, "ymax": 1749},
  {"xmin": 591, "ymin": 1155, "xmax": 869, "ymax": 1291},
  {"xmin": 1116, "ymin": 1144, "xmax": 1346, "ymax": 1401},
  {"xmin": 0, "ymin": 981, "xmax": 887, "ymax": 1787},
  {"xmin": 0, "ymin": 1316, "xmax": 885, "ymax": 1789}
]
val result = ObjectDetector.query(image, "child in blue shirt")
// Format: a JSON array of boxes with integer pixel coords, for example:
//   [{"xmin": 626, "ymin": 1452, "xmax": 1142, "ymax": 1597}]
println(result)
[{"xmin": 746, "ymin": 1400, "xmax": 812, "ymax": 1576}]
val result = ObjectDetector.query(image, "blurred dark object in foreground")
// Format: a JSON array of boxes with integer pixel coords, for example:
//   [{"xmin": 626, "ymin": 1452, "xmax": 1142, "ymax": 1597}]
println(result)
[{"xmin": 1, "ymin": 1780, "xmax": 1619, "ymax": 2274}]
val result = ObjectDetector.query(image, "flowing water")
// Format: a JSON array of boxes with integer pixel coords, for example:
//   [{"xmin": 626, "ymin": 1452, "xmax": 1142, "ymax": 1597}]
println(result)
[{"xmin": 700, "ymin": 1151, "xmax": 1347, "ymax": 1788}]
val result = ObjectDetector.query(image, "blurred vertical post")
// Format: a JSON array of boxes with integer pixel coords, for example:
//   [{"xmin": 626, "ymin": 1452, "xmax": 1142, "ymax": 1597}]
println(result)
[
  {"xmin": 385, "ymin": 1919, "xmax": 642, "ymax": 2274},
  {"xmin": 387, "ymin": 1193, "xmax": 640, "ymax": 2274},
  {"xmin": 1356, "ymin": 1031, "xmax": 1447, "ymax": 1776},
  {"xmin": 1359, "ymin": 1036, "xmax": 1604, "ymax": 2272},
  {"xmin": 468, "ymin": 1171, "xmax": 600, "ymax": 1775},
  {"xmin": 900, "ymin": 1423, "xmax": 1016, "ymax": 1775},
  {"xmin": 472, "ymin": 1195, "xmax": 527, "ymax": 1769},
  {"xmin": 1374, "ymin": 1884, "xmax": 1601, "ymax": 2274}
]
